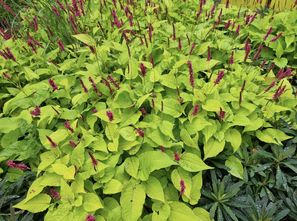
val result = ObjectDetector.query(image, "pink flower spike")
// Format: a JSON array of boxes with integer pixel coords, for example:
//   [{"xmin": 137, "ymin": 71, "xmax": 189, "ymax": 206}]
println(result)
[
  {"xmin": 106, "ymin": 110, "xmax": 114, "ymax": 121},
  {"xmin": 174, "ymin": 152, "xmax": 180, "ymax": 161},
  {"xmin": 30, "ymin": 106, "xmax": 41, "ymax": 117},
  {"xmin": 6, "ymin": 160, "xmax": 16, "ymax": 168},
  {"xmin": 214, "ymin": 70, "xmax": 225, "ymax": 85},
  {"xmin": 136, "ymin": 128, "xmax": 144, "ymax": 137},
  {"xmin": 15, "ymin": 163, "xmax": 30, "ymax": 171},
  {"xmin": 48, "ymin": 79, "xmax": 58, "ymax": 91},
  {"xmin": 244, "ymin": 39, "xmax": 251, "ymax": 62},
  {"xmin": 49, "ymin": 188, "xmax": 61, "ymax": 200},
  {"xmin": 46, "ymin": 135, "xmax": 57, "ymax": 148},
  {"xmin": 180, "ymin": 179, "xmax": 186, "ymax": 195},
  {"xmin": 140, "ymin": 63, "xmax": 146, "ymax": 77},
  {"xmin": 86, "ymin": 215, "xmax": 96, "ymax": 221},
  {"xmin": 192, "ymin": 104, "xmax": 199, "ymax": 116}
]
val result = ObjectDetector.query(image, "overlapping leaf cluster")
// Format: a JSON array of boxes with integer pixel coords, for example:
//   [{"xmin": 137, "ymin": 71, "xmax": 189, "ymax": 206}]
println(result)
[{"xmin": 0, "ymin": 0, "xmax": 296, "ymax": 220}]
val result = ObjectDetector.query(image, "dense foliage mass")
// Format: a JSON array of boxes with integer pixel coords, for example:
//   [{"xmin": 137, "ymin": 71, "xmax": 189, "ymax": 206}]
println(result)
[{"xmin": 0, "ymin": 0, "xmax": 297, "ymax": 220}]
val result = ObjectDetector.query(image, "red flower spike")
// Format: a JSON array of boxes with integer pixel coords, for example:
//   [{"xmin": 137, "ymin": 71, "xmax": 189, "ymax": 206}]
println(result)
[
  {"xmin": 56, "ymin": 0, "xmax": 66, "ymax": 12},
  {"xmin": 225, "ymin": 20, "xmax": 231, "ymax": 29},
  {"xmin": 0, "ymin": 0, "xmax": 16, "ymax": 16},
  {"xmin": 172, "ymin": 23, "xmax": 176, "ymax": 40},
  {"xmin": 270, "ymin": 32, "xmax": 283, "ymax": 42},
  {"xmin": 72, "ymin": 0, "xmax": 81, "ymax": 16},
  {"xmin": 106, "ymin": 110, "xmax": 114, "ymax": 121},
  {"xmin": 49, "ymin": 188, "xmax": 61, "ymax": 200},
  {"xmin": 79, "ymin": 78, "xmax": 88, "ymax": 93},
  {"xmin": 218, "ymin": 108, "xmax": 226, "ymax": 121},
  {"xmin": 30, "ymin": 106, "xmax": 41, "ymax": 117},
  {"xmin": 160, "ymin": 146, "xmax": 165, "ymax": 152},
  {"xmin": 140, "ymin": 107, "xmax": 147, "ymax": 116},
  {"xmin": 264, "ymin": 81, "xmax": 276, "ymax": 93},
  {"xmin": 16, "ymin": 163, "xmax": 30, "ymax": 171},
  {"xmin": 192, "ymin": 104, "xmax": 200, "ymax": 116},
  {"xmin": 88, "ymin": 152, "xmax": 98, "ymax": 168},
  {"xmin": 187, "ymin": 60, "xmax": 195, "ymax": 88},
  {"xmin": 229, "ymin": 51, "xmax": 234, "ymax": 65},
  {"xmin": 107, "ymin": 75, "xmax": 120, "ymax": 89},
  {"xmin": 86, "ymin": 215, "xmax": 96, "ymax": 221},
  {"xmin": 140, "ymin": 63, "xmax": 146, "ymax": 77},
  {"xmin": 136, "ymin": 128, "xmax": 144, "ymax": 137},
  {"xmin": 46, "ymin": 135, "xmax": 57, "ymax": 148},
  {"xmin": 260, "ymin": 59, "xmax": 267, "ymax": 68},
  {"xmin": 226, "ymin": 0, "xmax": 230, "ymax": 8},
  {"xmin": 263, "ymin": 27, "xmax": 273, "ymax": 41},
  {"xmin": 69, "ymin": 140, "xmax": 77, "ymax": 148},
  {"xmin": 244, "ymin": 39, "xmax": 251, "ymax": 62},
  {"xmin": 214, "ymin": 70, "xmax": 225, "ymax": 85},
  {"xmin": 48, "ymin": 79, "xmax": 58, "ymax": 91},
  {"xmin": 235, "ymin": 24, "xmax": 241, "ymax": 35},
  {"xmin": 180, "ymin": 179, "xmax": 186, "ymax": 195},
  {"xmin": 174, "ymin": 152, "xmax": 180, "ymax": 161},
  {"xmin": 2, "ymin": 72, "xmax": 11, "ymax": 80},
  {"xmin": 32, "ymin": 16, "xmax": 38, "ymax": 32},
  {"xmin": 6, "ymin": 160, "xmax": 16, "ymax": 168},
  {"xmin": 64, "ymin": 121, "xmax": 74, "ymax": 133},
  {"xmin": 253, "ymin": 44, "xmax": 263, "ymax": 60},
  {"xmin": 148, "ymin": 23, "xmax": 153, "ymax": 43},
  {"xmin": 189, "ymin": 43, "xmax": 195, "ymax": 55},
  {"xmin": 273, "ymin": 84, "xmax": 286, "ymax": 100},
  {"xmin": 88, "ymin": 76, "xmax": 102, "ymax": 96},
  {"xmin": 92, "ymin": 108, "xmax": 98, "ymax": 113},
  {"xmin": 57, "ymin": 39, "xmax": 65, "ymax": 51}
]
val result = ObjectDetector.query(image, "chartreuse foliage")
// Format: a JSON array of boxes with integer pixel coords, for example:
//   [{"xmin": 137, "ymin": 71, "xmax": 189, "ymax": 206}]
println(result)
[{"xmin": 0, "ymin": 0, "xmax": 296, "ymax": 220}]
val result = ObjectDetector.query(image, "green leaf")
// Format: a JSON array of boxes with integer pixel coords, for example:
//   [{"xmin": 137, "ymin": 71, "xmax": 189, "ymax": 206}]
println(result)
[
  {"xmin": 73, "ymin": 34, "xmax": 96, "ymax": 46},
  {"xmin": 14, "ymin": 194, "xmax": 51, "ymax": 213},
  {"xmin": 193, "ymin": 208, "xmax": 212, "ymax": 221},
  {"xmin": 103, "ymin": 179, "xmax": 123, "ymax": 194},
  {"xmin": 125, "ymin": 157, "xmax": 140, "ymax": 178},
  {"xmin": 256, "ymin": 128, "xmax": 292, "ymax": 145},
  {"xmin": 120, "ymin": 183, "xmax": 146, "ymax": 221},
  {"xmin": 60, "ymin": 179, "xmax": 74, "ymax": 203},
  {"xmin": 157, "ymin": 98, "xmax": 183, "ymax": 117},
  {"xmin": 152, "ymin": 202, "xmax": 171, "ymax": 221},
  {"xmin": 52, "ymin": 164, "xmax": 75, "ymax": 180},
  {"xmin": 138, "ymin": 151, "xmax": 177, "ymax": 181},
  {"xmin": 203, "ymin": 138, "xmax": 225, "ymax": 160},
  {"xmin": 168, "ymin": 202, "xmax": 199, "ymax": 221},
  {"xmin": 203, "ymin": 99, "xmax": 222, "ymax": 112},
  {"xmin": 180, "ymin": 153, "xmax": 212, "ymax": 172},
  {"xmin": 225, "ymin": 128, "xmax": 242, "ymax": 152},
  {"xmin": 120, "ymin": 126, "xmax": 136, "ymax": 141},
  {"xmin": 83, "ymin": 193, "xmax": 103, "ymax": 212},
  {"xmin": 225, "ymin": 156, "xmax": 244, "ymax": 179},
  {"xmin": 145, "ymin": 176, "xmax": 165, "ymax": 202}
]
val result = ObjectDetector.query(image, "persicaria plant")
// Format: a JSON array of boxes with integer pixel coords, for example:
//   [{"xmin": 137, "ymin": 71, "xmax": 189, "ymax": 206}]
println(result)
[{"xmin": 0, "ymin": 0, "xmax": 296, "ymax": 221}]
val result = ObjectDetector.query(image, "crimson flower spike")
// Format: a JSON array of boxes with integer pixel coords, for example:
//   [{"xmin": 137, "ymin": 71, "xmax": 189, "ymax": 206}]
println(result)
[
  {"xmin": 253, "ymin": 44, "xmax": 263, "ymax": 60},
  {"xmin": 86, "ymin": 215, "xmax": 96, "ymax": 221},
  {"xmin": 32, "ymin": 16, "xmax": 38, "ymax": 32},
  {"xmin": 106, "ymin": 110, "xmax": 114, "ymax": 121},
  {"xmin": 180, "ymin": 179, "xmax": 186, "ymax": 195},
  {"xmin": 218, "ymin": 107, "xmax": 226, "ymax": 121},
  {"xmin": 79, "ymin": 78, "xmax": 88, "ymax": 93},
  {"xmin": 64, "ymin": 121, "xmax": 74, "ymax": 133},
  {"xmin": 3, "ymin": 48, "xmax": 16, "ymax": 61},
  {"xmin": 56, "ymin": 0, "xmax": 66, "ymax": 12},
  {"xmin": 57, "ymin": 39, "xmax": 65, "ymax": 51},
  {"xmin": 150, "ymin": 55, "xmax": 155, "ymax": 67},
  {"xmin": 107, "ymin": 75, "xmax": 120, "ymax": 89},
  {"xmin": 214, "ymin": 70, "xmax": 225, "ymax": 85},
  {"xmin": 178, "ymin": 38, "xmax": 182, "ymax": 51},
  {"xmin": 260, "ymin": 59, "xmax": 267, "ymax": 68},
  {"xmin": 0, "ymin": 0, "xmax": 16, "ymax": 16},
  {"xmin": 148, "ymin": 23, "xmax": 153, "ymax": 43},
  {"xmin": 172, "ymin": 23, "xmax": 176, "ymax": 40},
  {"xmin": 229, "ymin": 51, "xmax": 234, "ymax": 64},
  {"xmin": 30, "ymin": 106, "xmax": 41, "ymax": 117},
  {"xmin": 192, "ymin": 104, "xmax": 200, "ymax": 116},
  {"xmin": 264, "ymin": 80, "xmax": 276, "ymax": 93},
  {"xmin": 72, "ymin": 0, "xmax": 81, "ymax": 16},
  {"xmin": 270, "ymin": 32, "xmax": 283, "ymax": 42},
  {"xmin": 225, "ymin": 20, "xmax": 231, "ymax": 29},
  {"xmin": 210, "ymin": 4, "xmax": 216, "ymax": 18},
  {"xmin": 52, "ymin": 6, "xmax": 60, "ymax": 17},
  {"xmin": 244, "ymin": 39, "xmax": 251, "ymax": 62},
  {"xmin": 88, "ymin": 152, "xmax": 98, "ymax": 169},
  {"xmin": 226, "ymin": 0, "xmax": 230, "ymax": 8},
  {"xmin": 49, "ymin": 188, "xmax": 60, "ymax": 200},
  {"xmin": 207, "ymin": 47, "xmax": 211, "ymax": 61},
  {"xmin": 187, "ymin": 60, "xmax": 195, "ymax": 88},
  {"xmin": 174, "ymin": 152, "xmax": 180, "ymax": 161},
  {"xmin": 239, "ymin": 80, "xmax": 246, "ymax": 105},
  {"xmin": 69, "ymin": 15, "xmax": 78, "ymax": 33},
  {"xmin": 189, "ymin": 43, "xmax": 196, "ymax": 55},
  {"xmin": 79, "ymin": 0, "xmax": 85, "ymax": 15},
  {"xmin": 235, "ymin": 24, "xmax": 241, "ymax": 35},
  {"xmin": 263, "ymin": 27, "xmax": 273, "ymax": 41},
  {"xmin": 88, "ymin": 76, "xmax": 102, "ymax": 96},
  {"xmin": 48, "ymin": 79, "xmax": 58, "ymax": 91},
  {"xmin": 46, "ymin": 135, "xmax": 57, "ymax": 148},
  {"xmin": 69, "ymin": 140, "xmax": 77, "ymax": 148},
  {"xmin": 2, "ymin": 72, "xmax": 11, "ymax": 80},
  {"xmin": 136, "ymin": 128, "xmax": 144, "ymax": 137},
  {"xmin": 16, "ymin": 163, "xmax": 30, "ymax": 171},
  {"xmin": 140, "ymin": 63, "xmax": 146, "ymax": 77},
  {"xmin": 273, "ymin": 82, "xmax": 286, "ymax": 100},
  {"xmin": 102, "ymin": 78, "xmax": 113, "ymax": 93}
]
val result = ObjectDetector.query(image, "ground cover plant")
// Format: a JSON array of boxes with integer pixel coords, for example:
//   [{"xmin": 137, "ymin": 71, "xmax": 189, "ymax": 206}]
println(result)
[{"xmin": 0, "ymin": 0, "xmax": 296, "ymax": 220}]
